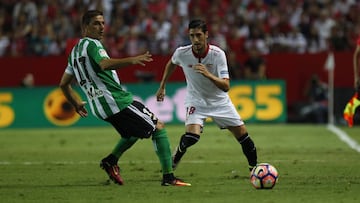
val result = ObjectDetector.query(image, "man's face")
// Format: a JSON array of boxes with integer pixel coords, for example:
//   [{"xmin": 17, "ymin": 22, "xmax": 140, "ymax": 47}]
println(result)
[
  {"xmin": 189, "ymin": 28, "xmax": 208, "ymax": 54},
  {"xmin": 85, "ymin": 15, "xmax": 105, "ymax": 40}
]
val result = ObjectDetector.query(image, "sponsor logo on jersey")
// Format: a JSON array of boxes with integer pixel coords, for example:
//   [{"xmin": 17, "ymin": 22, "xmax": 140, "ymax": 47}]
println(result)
[
  {"xmin": 86, "ymin": 86, "xmax": 104, "ymax": 99},
  {"xmin": 188, "ymin": 64, "xmax": 214, "ymax": 69}
]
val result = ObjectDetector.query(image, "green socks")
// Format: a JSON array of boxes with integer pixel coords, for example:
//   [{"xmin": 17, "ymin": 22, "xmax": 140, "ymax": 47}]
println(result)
[
  {"xmin": 152, "ymin": 128, "xmax": 173, "ymax": 174},
  {"xmin": 110, "ymin": 129, "xmax": 173, "ymax": 175},
  {"xmin": 111, "ymin": 136, "xmax": 138, "ymax": 159}
]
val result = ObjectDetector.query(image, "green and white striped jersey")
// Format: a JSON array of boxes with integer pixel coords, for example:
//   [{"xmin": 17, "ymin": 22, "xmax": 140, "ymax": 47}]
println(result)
[{"xmin": 65, "ymin": 37, "xmax": 133, "ymax": 119}]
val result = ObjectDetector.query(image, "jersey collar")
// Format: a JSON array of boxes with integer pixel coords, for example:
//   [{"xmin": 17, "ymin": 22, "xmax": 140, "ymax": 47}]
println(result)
[{"xmin": 192, "ymin": 44, "xmax": 209, "ymax": 62}]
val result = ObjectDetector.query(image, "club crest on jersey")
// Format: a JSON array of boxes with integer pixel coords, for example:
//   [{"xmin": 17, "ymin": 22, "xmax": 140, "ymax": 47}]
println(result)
[{"xmin": 98, "ymin": 49, "xmax": 108, "ymax": 58}]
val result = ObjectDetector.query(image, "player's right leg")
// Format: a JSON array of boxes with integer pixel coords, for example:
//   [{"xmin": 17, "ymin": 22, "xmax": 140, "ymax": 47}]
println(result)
[
  {"xmin": 102, "ymin": 99, "xmax": 157, "ymax": 185},
  {"xmin": 173, "ymin": 107, "xmax": 205, "ymax": 170},
  {"xmin": 100, "ymin": 154, "xmax": 124, "ymax": 185},
  {"xmin": 172, "ymin": 131, "xmax": 200, "ymax": 169},
  {"xmin": 100, "ymin": 136, "xmax": 138, "ymax": 185}
]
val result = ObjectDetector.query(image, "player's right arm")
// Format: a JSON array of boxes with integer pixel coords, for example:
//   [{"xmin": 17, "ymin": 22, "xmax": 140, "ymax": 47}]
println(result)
[
  {"xmin": 156, "ymin": 59, "xmax": 177, "ymax": 102},
  {"xmin": 59, "ymin": 72, "xmax": 88, "ymax": 117}
]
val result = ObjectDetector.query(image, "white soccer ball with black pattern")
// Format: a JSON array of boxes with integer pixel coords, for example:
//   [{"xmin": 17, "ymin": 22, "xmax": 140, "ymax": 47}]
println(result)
[{"xmin": 250, "ymin": 163, "xmax": 279, "ymax": 189}]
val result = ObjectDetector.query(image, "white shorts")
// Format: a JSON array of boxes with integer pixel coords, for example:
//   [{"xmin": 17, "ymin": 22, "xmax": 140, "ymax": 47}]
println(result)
[{"xmin": 185, "ymin": 103, "xmax": 244, "ymax": 128}]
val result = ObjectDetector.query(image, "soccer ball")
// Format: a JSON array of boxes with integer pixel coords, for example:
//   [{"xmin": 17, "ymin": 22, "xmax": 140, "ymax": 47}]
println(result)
[{"xmin": 250, "ymin": 163, "xmax": 279, "ymax": 189}]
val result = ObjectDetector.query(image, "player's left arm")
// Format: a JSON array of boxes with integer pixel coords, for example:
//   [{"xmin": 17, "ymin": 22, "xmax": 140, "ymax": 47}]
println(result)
[
  {"xmin": 99, "ymin": 51, "xmax": 153, "ymax": 70},
  {"xmin": 87, "ymin": 41, "xmax": 153, "ymax": 71}
]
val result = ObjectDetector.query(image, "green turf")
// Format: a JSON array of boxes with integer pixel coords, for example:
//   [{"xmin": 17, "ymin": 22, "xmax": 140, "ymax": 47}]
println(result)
[{"xmin": 0, "ymin": 124, "xmax": 359, "ymax": 203}]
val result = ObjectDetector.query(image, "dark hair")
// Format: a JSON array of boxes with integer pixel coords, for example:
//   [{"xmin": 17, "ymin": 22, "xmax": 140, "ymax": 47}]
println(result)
[
  {"xmin": 82, "ymin": 10, "xmax": 103, "ymax": 26},
  {"xmin": 188, "ymin": 19, "xmax": 207, "ymax": 33}
]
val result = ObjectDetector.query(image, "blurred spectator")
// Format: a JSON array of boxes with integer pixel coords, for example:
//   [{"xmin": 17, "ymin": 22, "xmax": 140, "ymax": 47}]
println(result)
[
  {"xmin": 245, "ymin": 21, "xmax": 269, "ymax": 54},
  {"xmin": 167, "ymin": 25, "xmax": 185, "ymax": 54},
  {"xmin": 125, "ymin": 26, "xmax": 147, "ymax": 56},
  {"xmin": 0, "ymin": 8, "xmax": 10, "ymax": 56},
  {"xmin": 267, "ymin": 25, "xmax": 288, "ymax": 53},
  {"xmin": 286, "ymin": 26, "xmax": 307, "ymax": 53},
  {"xmin": 227, "ymin": 50, "xmax": 243, "ymax": 80},
  {"xmin": 243, "ymin": 47, "xmax": 267, "ymax": 80},
  {"xmin": 298, "ymin": 11, "xmax": 312, "ymax": 39},
  {"xmin": 2, "ymin": 0, "xmax": 360, "ymax": 57},
  {"xmin": 299, "ymin": 74, "xmax": 328, "ymax": 123},
  {"xmin": 0, "ymin": 29, "xmax": 10, "ymax": 56},
  {"xmin": 246, "ymin": 0, "xmax": 269, "ymax": 23},
  {"xmin": 153, "ymin": 10, "xmax": 172, "ymax": 54},
  {"xmin": 307, "ymin": 25, "xmax": 328, "ymax": 53},
  {"xmin": 332, "ymin": 0, "xmax": 355, "ymax": 17},
  {"xmin": 313, "ymin": 9, "xmax": 336, "ymax": 42},
  {"xmin": 329, "ymin": 23, "xmax": 351, "ymax": 51},
  {"xmin": 208, "ymin": 22, "xmax": 227, "ymax": 51},
  {"xmin": 226, "ymin": 25, "xmax": 246, "ymax": 54},
  {"xmin": 12, "ymin": 0, "xmax": 37, "ymax": 29}
]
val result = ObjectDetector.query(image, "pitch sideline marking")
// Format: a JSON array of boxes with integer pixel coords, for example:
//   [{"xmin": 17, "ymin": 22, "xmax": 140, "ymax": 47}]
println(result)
[
  {"xmin": 0, "ymin": 159, "xmax": 326, "ymax": 165},
  {"xmin": 327, "ymin": 124, "xmax": 360, "ymax": 153}
]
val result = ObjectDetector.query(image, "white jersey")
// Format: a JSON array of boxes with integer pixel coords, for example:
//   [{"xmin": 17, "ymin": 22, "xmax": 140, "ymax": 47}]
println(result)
[{"xmin": 171, "ymin": 44, "xmax": 230, "ymax": 107}]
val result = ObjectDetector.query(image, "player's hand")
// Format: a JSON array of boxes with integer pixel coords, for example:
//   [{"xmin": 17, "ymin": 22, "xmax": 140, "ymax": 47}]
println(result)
[
  {"xmin": 193, "ymin": 63, "xmax": 210, "ymax": 77},
  {"xmin": 133, "ymin": 51, "xmax": 153, "ymax": 66},
  {"xmin": 75, "ymin": 101, "xmax": 88, "ymax": 117},
  {"xmin": 156, "ymin": 88, "xmax": 166, "ymax": 102}
]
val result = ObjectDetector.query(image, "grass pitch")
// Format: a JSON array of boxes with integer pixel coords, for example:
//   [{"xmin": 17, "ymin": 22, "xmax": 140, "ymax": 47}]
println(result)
[{"xmin": 0, "ymin": 124, "xmax": 359, "ymax": 203}]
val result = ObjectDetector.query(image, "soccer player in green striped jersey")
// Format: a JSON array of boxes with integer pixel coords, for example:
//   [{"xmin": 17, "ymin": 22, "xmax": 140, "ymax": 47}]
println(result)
[{"xmin": 59, "ymin": 10, "xmax": 190, "ymax": 186}]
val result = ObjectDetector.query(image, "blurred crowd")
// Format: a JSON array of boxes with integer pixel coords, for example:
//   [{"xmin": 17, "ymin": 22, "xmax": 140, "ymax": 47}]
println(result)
[{"xmin": 1, "ymin": 0, "xmax": 360, "ymax": 58}]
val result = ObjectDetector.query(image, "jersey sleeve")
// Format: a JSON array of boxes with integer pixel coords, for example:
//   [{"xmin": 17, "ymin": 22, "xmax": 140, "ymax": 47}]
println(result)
[
  {"xmin": 87, "ymin": 40, "xmax": 110, "ymax": 64},
  {"xmin": 64, "ymin": 62, "xmax": 74, "ymax": 75},
  {"xmin": 357, "ymin": 36, "xmax": 360, "ymax": 46},
  {"xmin": 64, "ymin": 55, "xmax": 74, "ymax": 75},
  {"xmin": 217, "ymin": 50, "xmax": 230, "ymax": 79},
  {"xmin": 171, "ymin": 48, "xmax": 180, "ymax": 65}
]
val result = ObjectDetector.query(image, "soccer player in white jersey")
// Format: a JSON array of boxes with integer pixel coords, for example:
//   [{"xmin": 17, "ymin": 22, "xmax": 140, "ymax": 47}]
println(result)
[
  {"xmin": 59, "ymin": 10, "xmax": 190, "ymax": 186},
  {"xmin": 156, "ymin": 19, "xmax": 258, "ymax": 172}
]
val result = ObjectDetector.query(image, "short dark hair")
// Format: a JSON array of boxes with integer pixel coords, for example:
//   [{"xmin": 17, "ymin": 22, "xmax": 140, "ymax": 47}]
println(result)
[
  {"xmin": 188, "ymin": 19, "xmax": 207, "ymax": 33},
  {"xmin": 82, "ymin": 10, "xmax": 103, "ymax": 26}
]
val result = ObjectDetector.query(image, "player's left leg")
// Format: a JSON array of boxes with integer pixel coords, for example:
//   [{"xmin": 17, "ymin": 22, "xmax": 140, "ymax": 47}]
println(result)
[
  {"xmin": 212, "ymin": 103, "xmax": 257, "ymax": 171},
  {"xmin": 153, "ymin": 122, "xmax": 191, "ymax": 186},
  {"xmin": 228, "ymin": 125, "xmax": 258, "ymax": 171}
]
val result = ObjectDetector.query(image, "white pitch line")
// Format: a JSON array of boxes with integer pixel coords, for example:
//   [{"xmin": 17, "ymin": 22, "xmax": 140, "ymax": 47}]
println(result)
[
  {"xmin": 327, "ymin": 124, "xmax": 360, "ymax": 153},
  {"xmin": 0, "ymin": 159, "xmax": 326, "ymax": 165}
]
